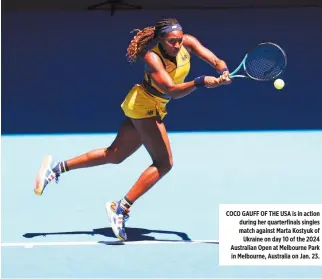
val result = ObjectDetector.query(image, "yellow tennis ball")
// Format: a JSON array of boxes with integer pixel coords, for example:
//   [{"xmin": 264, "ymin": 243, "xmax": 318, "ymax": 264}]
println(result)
[{"xmin": 274, "ymin": 79, "xmax": 285, "ymax": 90}]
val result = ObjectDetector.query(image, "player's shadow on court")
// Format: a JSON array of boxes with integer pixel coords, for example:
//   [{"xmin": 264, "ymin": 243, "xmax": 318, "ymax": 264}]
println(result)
[{"xmin": 23, "ymin": 227, "xmax": 199, "ymax": 244}]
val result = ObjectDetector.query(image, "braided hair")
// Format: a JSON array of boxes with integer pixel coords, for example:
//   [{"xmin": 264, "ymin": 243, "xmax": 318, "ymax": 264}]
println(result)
[{"xmin": 126, "ymin": 18, "xmax": 180, "ymax": 63}]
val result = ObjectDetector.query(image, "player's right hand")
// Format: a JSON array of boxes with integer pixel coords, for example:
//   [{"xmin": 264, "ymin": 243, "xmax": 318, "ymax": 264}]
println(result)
[{"xmin": 204, "ymin": 76, "xmax": 222, "ymax": 88}]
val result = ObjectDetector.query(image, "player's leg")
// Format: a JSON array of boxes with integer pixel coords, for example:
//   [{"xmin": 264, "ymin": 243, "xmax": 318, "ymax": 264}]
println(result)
[
  {"xmin": 66, "ymin": 117, "xmax": 142, "ymax": 169},
  {"xmin": 106, "ymin": 116, "xmax": 173, "ymax": 240},
  {"xmin": 125, "ymin": 117, "xmax": 173, "ymax": 202},
  {"xmin": 34, "ymin": 117, "xmax": 142, "ymax": 195}
]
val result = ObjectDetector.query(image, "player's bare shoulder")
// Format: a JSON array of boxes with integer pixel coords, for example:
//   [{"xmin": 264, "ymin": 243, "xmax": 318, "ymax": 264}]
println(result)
[
  {"xmin": 144, "ymin": 50, "xmax": 164, "ymax": 72},
  {"xmin": 183, "ymin": 34, "xmax": 199, "ymax": 52}
]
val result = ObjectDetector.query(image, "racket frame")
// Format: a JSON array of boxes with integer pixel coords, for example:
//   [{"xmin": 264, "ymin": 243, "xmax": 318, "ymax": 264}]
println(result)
[
  {"xmin": 229, "ymin": 42, "xmax": 287, "ymax": 81},
  {"xmin": 229, "ymin": 54, "xmax": 248, "ymax": 79}
]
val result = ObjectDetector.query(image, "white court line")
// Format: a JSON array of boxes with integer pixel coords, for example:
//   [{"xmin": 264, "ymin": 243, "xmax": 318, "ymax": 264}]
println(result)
[{"xmin": 1, "ymin": 240, "xmax": 219, "ymax": 248}]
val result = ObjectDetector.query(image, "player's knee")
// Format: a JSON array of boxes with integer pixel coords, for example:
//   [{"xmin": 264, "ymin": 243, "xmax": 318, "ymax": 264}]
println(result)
[
  {"xmin": 154, "ymin": 156, "xmax": 173, "ymax": 174},
  {"xmin": 162, "ymin": 161, "xmax": 173, "ymax": 174},
  {"xmin": 105, "ymin": 147, "xmax": 126, "ymax": 164},
  {"xmin": 111, "ymin": 156, "xmax": 126, "ymax": 164}
]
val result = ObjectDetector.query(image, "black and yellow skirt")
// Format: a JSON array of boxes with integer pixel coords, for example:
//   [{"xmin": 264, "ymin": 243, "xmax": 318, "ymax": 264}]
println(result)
[{"xmin": 121, "ymin": 83, "xmax": 170, "ymax": 120}]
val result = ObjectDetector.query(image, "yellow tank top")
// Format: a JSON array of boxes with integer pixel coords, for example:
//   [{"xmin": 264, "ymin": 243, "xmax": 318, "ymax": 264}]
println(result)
[{"xmin": 143, "ymin": 44, "xmax": 191, "ymax": 101}]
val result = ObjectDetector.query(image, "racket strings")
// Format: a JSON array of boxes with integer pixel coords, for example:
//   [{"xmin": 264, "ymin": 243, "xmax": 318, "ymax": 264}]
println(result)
[{"xmin": 245, "ymin": 44, "xmax": 286, "ymax": 81}]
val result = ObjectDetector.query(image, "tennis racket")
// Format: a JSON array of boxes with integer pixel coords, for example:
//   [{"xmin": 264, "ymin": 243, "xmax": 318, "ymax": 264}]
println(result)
[{"xmin": 229, "ymin": 42, "xmax": 287, "ymax": 81}]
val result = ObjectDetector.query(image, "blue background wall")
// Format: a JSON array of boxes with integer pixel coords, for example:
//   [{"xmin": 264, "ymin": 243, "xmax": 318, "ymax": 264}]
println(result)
[{"xmin": 2, "ymin": 8, "xmax": 322, "ymax": 134}]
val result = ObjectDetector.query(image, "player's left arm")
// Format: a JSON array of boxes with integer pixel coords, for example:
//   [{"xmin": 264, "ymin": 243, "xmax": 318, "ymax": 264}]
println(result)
[{"xmin": 183, "ymin": 34, "xmax": 231, "ymax": 83}]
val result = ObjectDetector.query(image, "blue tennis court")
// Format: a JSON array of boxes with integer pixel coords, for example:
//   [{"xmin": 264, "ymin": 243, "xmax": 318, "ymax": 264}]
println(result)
[{"xmin": 2, "ymin": 130, "xmax": 322, "ymax": 277}]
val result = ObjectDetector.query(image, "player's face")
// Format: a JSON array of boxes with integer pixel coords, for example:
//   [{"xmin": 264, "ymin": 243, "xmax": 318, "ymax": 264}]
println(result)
[{"xmin": 159, "ymin": 30, "xmax": 184, "ymax": 57}]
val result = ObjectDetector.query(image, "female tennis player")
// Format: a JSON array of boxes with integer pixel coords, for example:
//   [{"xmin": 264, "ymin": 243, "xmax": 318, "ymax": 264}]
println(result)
[{"xmin": 35, "ymin": 18, "xmax": 232, "ymax": 241}]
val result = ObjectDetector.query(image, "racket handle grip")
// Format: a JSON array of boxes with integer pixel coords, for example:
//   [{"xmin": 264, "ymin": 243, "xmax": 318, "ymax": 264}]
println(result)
[{"xmin": 219, "ymin": 68, "xmax": 229, "ymax": 74}]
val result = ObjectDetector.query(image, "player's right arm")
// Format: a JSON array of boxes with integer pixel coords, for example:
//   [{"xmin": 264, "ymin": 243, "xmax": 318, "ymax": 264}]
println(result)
[{"xmin": 144, "ymin": 51, "xmax": 223, "ymax": 99}]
